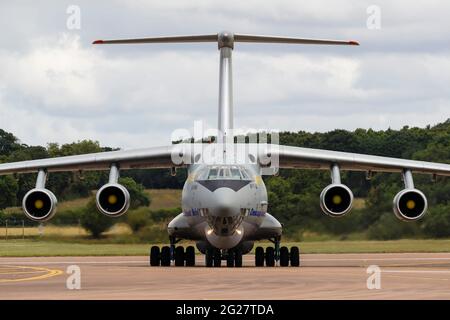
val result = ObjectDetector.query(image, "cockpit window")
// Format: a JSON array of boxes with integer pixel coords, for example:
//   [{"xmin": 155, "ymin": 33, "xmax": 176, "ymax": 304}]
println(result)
[
  {"xmin": 230, "ymin": 168, "xmax": 241, "ymax": 179},
  {"xmin": 206, "ymin": 166, "xmax": 252, "ymax": 180},
  {"xmin": 240, "ymin": 169, "xmax": 250, "ymax": 179},
  {"xmin": 208, "ymin": 168, "xmax": 219, "ymax": 179},
  {"xmin": 221, "ymin": 168, "xmax": 231, "ymax": 178}
]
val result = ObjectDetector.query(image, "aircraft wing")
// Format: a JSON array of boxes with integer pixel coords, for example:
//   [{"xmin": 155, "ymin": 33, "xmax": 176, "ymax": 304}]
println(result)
[
  {"xmin": 0, "ymin": 145, "xmax": 188, "ymax": 175},
  {"xmin": 264, "ymin": 144, "xmax": 450, "ymax": 176}
]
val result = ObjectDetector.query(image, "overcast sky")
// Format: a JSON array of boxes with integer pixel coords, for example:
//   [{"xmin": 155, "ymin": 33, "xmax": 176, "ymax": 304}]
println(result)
[{"xmin": 0, "ymin": 1, "xmax": 449, "ymax": 149}]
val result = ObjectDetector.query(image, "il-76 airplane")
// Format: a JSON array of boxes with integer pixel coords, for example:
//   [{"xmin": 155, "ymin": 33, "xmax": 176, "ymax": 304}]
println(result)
[{"xmin": 1, "ymin": 32, "xmax": 449, "ymax": 268}]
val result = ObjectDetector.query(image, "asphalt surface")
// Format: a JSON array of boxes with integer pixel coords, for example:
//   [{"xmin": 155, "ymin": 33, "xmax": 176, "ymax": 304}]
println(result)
[{"xmin": 1, "ymin": 253, "xmax": 450, "ymax": 299}]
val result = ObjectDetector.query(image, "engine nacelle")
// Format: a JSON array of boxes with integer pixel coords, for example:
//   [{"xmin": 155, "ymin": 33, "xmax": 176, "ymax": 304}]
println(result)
[
  {"xmin": 96, "ymin": 183, "xmax": 130, "ymax": 217},
  {"xmin": 320, "ymin": 184, "xmax": 354, "ymax": 217},
  {"xmin": 22, "ymin": 188, "xmax": 58, "ymax": 222},
  {"xmin": 393, "ymin": 188, "xmax": 428, "ymax": 221}
]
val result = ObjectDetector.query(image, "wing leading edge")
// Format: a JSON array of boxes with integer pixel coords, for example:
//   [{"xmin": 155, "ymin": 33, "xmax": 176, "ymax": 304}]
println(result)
[
  {"xmin": 0, "ymin": 145, "xmax": 188, "ymax": 175},
  {"xmin": 1, "ymin": 143, "xmax": 449, "ymax": 177},
  {"xmin": 263, "ymin": 144, "xmax": 450, "ymax": 177}
]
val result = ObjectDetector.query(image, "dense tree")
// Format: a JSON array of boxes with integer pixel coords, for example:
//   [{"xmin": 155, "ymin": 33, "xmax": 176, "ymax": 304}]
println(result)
[
  {"xmin": 1, "ymin": 119, "xmax": 449, "ymax": 238},
  {"xmin": 0, "ymin": 176, "xmax": 18, "ymax": 209},
  {"xmin": 119, "ymin": 177, "xmax": 151, "ymax": 209},
  {"xmin": 422, "ymin": 205, "xmax": 450, "ymax": 238},
  {"xmin": 79, "ymin": 198, "xmax": 115, "ymax": 238}
]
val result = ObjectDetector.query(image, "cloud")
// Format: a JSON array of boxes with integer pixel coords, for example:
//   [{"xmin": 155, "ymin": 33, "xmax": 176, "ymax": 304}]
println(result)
[{"xmin": 0, "ymin": 1, "xmax": 449, "ymax": 149}]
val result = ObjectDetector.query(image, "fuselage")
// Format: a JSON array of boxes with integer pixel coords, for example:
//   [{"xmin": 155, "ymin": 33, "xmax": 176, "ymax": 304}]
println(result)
[{"xmin": 173, "ymin": 163, "xmax": 269, "ymax": 249}]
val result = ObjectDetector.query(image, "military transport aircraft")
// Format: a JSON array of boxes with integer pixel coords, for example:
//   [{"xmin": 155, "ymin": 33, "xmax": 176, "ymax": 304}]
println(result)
[{"xmin": 1, "ymin": 32, "xmax": 449, "ymax": 268}]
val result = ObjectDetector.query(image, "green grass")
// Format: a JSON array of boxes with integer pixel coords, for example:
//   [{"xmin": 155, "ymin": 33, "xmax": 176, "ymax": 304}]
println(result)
[
  {"xmin": 0, "ymin": 240, "xmax": 150, "ymax": 256},
  {"xmin": 2, "ymin": 239, "xmax": 450, "ymax": 257},
  {"xmin": 145, "ymin": 189, "xmax": 182, "ymax": 210}
]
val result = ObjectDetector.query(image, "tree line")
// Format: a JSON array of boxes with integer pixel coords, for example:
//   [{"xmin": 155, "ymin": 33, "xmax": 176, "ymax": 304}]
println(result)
[{"xmin": 0, "ymin": 119, "xmax": 449, "ymax": 239}]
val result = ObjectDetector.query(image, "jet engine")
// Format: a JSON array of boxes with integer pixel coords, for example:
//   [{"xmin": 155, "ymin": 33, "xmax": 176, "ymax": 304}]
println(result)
[
  {"xmin": 320, "ymin": 183, "xmax": 354, "ymax": 217},
  {"xmin": 22, "ymin": 188, "xmax": 57, "ymax": 222},
  {"xmin": 96, "ymin": 183, "xmax": 130, "ymax": 217},
  {"xmin": 320, "ymin": 164, "xmax": 353, "ymax": 217},
  {"xmin": 95, "ymin": 164, "xmax": 130, "ymax": 217},
  {"xmin": 22, "ymin": 169, "xmax": 57, "ymax": 222},
  {"xmin": 393, "ymin": 169, "xmax": 428, "ymax": 221},
  {"xmin": 393, "ymin": 189, "xmax": 427, "ymax": 221}
]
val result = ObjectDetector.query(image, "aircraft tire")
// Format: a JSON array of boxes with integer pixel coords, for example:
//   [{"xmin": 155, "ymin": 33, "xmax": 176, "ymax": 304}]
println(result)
[
  {"xmin": 255, "ymin": 247, "xmax": 264, "ymax": 267},
  {"xmin": 234, "ymin": 250, "xmax": 243, "ymax": 268},
  {"xmin": 226, "ymin": 251, "xmax": 235, "ymax": 267},
  {"xmin": 161, "ymin": 246, "xmax": 171, "ymax": 266},
  {"xmin": 175, "ymin": 246, "xmax": 185, "ymax": 267},
  {"xmin": 290, "ymin": 246, "xmax": 300, "ymax": 267},
  {"xmin": 185, "ymin": 246, "xmax": 196, "ymax": 266},
  {"xmin": 279, "ymin": 246, "xmax": 289, "ymax": 267},
  {"xmin": 265, "ymin": 247, "xmax": 275, "ymax": 267},
  {"xmin": 205, "ymin": 249, "xmax": 214, "ymax": 267},
  {"xmin": 213, "ymin": 249, "xmax": 222, "ymax": 267},
  {"xmin": 150, "ymin": 246, "xmax": 160, "ymax": 266}
]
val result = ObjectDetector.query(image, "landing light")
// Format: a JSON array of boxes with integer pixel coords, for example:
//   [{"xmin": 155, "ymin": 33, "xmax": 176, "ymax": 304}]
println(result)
[
  {"xmin": 206, "ymin": 229, "xmax": 214, "ymax": 235},
  {"xmin": 236, "ymin": 229, "xmax": 242, "ymax": 235}
]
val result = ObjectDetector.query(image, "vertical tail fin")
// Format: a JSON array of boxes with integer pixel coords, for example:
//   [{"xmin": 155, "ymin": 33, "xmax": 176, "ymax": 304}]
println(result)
[{"xmin": 93, "ymin": 31, "xmax": 359, "ymax": 144}]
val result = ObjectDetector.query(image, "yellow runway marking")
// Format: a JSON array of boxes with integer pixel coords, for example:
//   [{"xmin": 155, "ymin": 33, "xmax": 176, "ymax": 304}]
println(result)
[
  {"xmin": 0, "ymin": 271, "xmax": 46, "ymax": 275},
  {"xmin": 0, "ymin": 265, "xmax": 63, "ymax": 283}
]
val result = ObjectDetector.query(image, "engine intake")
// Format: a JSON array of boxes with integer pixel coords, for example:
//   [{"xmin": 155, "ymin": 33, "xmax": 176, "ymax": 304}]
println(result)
[
  {"xmin": 393, "ymin": 189, "xmax": 427, "ymax": 221},
  {"xmin": 96, "ymin": 183, "xmax": 130, "ymax": 217},
  {"xmin": 320, "ymin": 184, "xmax": 353, "ymax": 217},
  {"xmin": 22, "ymin": 188, "xmax": 57, "ymax": 222}
]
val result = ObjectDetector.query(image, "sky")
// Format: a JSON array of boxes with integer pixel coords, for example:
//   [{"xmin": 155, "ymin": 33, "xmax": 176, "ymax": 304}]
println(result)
[{"xmin": 0, "ymin": 0, "xmax": 449, "ymax": 149}]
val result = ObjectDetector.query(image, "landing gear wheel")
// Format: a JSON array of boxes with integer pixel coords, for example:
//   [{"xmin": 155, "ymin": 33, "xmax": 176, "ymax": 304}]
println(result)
[
  {"xmin": 213, "ymin": 249, "xmax": 222, "ymax": 267},
  {"xmin": 290, "ymin": 246, "xmax": 300, "ymax": 267},
  {"xmin": 185, "ymin": 246, "xmax": 195, "ymax": 266},
  {"xmin": 255, "ymin": 247, "xmax": 264, "ymax": 267},
  {"xmin": 226, "ymin": 251, "xmax": 235, "ymax": 267},
  {"xmin": 150, "ymin": 246, "xmax": 160, "ymax": 266},
  {"xmin": 265, "ymin": 247, "xmax": 275, "ymax": 267},
  {"xmin": 234, "ymin": 250, "xmax": 243, "ymax": 268},
  {"xmin": 279, "ymin": 246, "xmax": 289, "ymax": 267},
  {"xmin": 161, "ymin": 246, "xmax": 171, "ymax": 266},
  {"xmin": 205, "ymin": 249, "xmax": 214, "ymax": 268},
  {"xmin": 175, "ymin": 246, "xmax": 185, "ymax": 266}
]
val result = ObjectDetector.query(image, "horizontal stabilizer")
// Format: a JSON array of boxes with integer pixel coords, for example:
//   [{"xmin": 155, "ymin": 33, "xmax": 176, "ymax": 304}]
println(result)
[
  {"xmin": 93, "ymin": 32, "xmax": 359, "ymax": 47},
  {"xmin": 234, "ymin": 34, "xmax": 359, "ymax": 46},
  {"xmin": 93, "ymin": 34, "xmax": 217, "ymax": 45}
]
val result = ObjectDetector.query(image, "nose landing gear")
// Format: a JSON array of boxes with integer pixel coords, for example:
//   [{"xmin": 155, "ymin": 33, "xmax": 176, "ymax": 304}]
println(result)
[
  {"xmin": 205, "ymin": 248, "xmax": 243, "ymax": 267},
  {"xmin": 149, "ymin": 236, "xmax": 196, "ymax": 267}
]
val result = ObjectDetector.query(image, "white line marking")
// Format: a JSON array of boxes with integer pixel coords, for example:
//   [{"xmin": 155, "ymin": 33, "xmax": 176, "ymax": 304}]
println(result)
[
  {"xmin": 303, "ymin": 257, "xmax": 450, "ymax": 262},
  {"xmin": 0, "ymin": 260, "xmax": 146, "ymax": 265},
  {"xmin": 0, "ymin": 256, "xmax": 450, "ymax": 265},
  {"xmin": 383, "ymin": 270, "xmax": 450, "ymax": 274}
]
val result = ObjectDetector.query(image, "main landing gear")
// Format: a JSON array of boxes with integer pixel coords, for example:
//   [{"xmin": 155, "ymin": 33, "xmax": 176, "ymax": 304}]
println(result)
[
  {"xmin": 149, "ymin": 236, "xmax": 300, "ymax": 267},
  {"xmin": 150, "ymin": 236, "xmax": 196, "ymax": 267},
  {"xmin": 255, "ymin": 237, "xmax": 300, "ymax": 267}
]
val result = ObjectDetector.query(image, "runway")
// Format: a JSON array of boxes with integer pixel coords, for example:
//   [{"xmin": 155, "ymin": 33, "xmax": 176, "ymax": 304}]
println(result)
[{"xmin": 1, "ymin": 253, "xmax": 450, "ymax": 299}]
